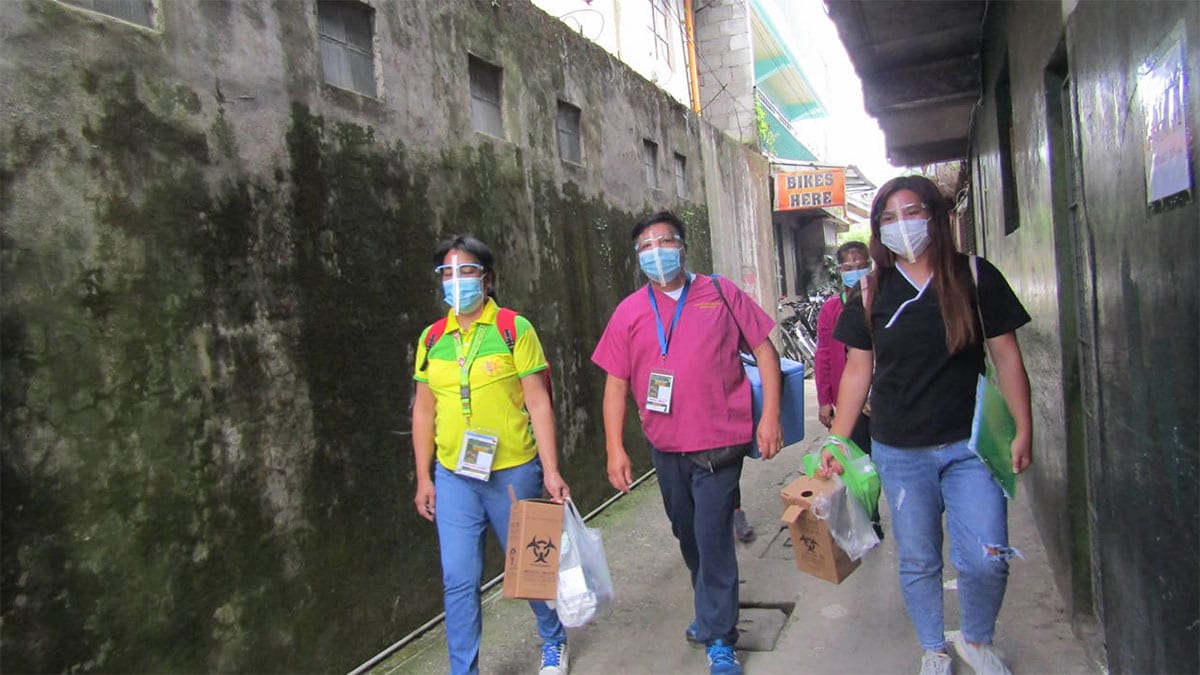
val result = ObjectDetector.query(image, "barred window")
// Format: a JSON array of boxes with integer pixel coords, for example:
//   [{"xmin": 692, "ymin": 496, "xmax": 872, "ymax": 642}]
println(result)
[
  {"xmin": 557, "ymin": 101, "xmax": 582, "ymax": 164},
  {"xmin": 648, "ymin": 0, "xmax": 671, "ymax": 64},
  {"xmin": 318, "ymin": 1, "xmax": 376, "ymax": 97},
  {"xmin": 469, "ymin": 56, "xmax": 504, "ymax": 138},
  {"xmin": 643, "ymin": 140, "xmax": 660, "ymax": 189},
  {"xmin": 674, "ymin": 153, "xmax": 687, "ymax": 197}
]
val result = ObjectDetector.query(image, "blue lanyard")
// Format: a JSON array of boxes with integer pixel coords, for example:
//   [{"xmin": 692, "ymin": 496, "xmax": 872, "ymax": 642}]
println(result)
[{"xmin": 646, "ymin": 277, "xmax": 691, "ymax": 360}]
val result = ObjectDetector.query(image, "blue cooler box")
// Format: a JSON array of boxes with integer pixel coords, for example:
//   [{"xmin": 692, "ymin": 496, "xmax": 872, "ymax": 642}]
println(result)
[{"xmin": 744, "ymin": 356, "xmax": 806, "ymax": 458}]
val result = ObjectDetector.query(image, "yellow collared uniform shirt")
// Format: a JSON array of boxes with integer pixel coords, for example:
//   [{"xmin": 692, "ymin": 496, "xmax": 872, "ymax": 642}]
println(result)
[{"xmin": 414, "ymin": 299, "xmax": 548, "ymax": 472}]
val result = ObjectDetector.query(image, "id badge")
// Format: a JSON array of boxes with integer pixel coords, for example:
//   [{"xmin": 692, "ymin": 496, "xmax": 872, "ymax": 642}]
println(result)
[
  {"xmin": 645, "ymin": 370, "xmax": 675, "ymax": 414},
  {"xmin": 455, "ymin": 429, "xmax": 499, "ymax": 481}
]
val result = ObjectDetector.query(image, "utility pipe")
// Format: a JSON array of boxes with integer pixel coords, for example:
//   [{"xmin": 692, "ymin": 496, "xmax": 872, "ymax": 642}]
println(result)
[{"xmin": 683, "ymin": 0, "xmax": 702, "ymax": 114}]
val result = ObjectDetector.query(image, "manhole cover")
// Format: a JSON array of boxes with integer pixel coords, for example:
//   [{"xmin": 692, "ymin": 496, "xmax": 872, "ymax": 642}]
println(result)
[{"xmin": 735, "ymin": 606, "xmax": 790, "ymax": 651}]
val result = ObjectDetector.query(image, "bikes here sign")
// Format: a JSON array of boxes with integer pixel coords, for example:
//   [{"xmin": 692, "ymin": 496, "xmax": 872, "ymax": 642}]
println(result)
[{"xmin": 774, "ymin": 168, "xmax": 846, "ymax": 211}]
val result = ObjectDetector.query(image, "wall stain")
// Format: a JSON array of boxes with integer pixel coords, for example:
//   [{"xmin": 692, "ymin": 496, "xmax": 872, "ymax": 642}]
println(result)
[{"xmin": 2, "ymin": 2, "xmax": 720, "ymax": 672}]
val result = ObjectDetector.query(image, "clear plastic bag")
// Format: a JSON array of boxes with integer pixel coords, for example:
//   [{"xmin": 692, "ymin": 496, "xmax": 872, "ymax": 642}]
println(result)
[
  {"xmin": 555, "ymin": 499, "xmax": 613, "ymax": 628},
  {"xmin": 802, "ymin": 436, "xmax": 881, "ymax": 519},
  {"xmin": 810, "ymin": 475, "xmax": 880, "ymax": 561}
]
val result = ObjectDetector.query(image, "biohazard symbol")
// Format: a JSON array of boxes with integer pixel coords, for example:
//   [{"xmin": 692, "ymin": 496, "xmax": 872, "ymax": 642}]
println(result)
[
  {"xmin": 798, "ymin": 533, "xmax": 819, "ymax": 553},
  {"xmin": 526, "ymin": 535, "xmax": 557, "ymax": 564}
]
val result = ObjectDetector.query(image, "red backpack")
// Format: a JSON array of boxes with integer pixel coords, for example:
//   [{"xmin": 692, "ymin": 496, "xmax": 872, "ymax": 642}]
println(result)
[{"xmin": 421, "ymin": 308, "xmax": 554, "ymax": 403}]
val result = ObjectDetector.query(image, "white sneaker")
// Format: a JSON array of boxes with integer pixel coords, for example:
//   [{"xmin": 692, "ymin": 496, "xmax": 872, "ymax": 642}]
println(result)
[
  {"xmin": 952, "ymin": 638, "xmax": 1011, "ymax": 675},
  {"xmin": 920, "ymin": 650, "xmax": 953, "ymax": 675},
  {"xmin": 538, "ymin": 640, "xmax": 568, "ymax": 675}
]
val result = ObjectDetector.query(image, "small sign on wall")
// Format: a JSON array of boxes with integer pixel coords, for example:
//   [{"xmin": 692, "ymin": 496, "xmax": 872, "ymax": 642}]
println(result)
[
  {"xmin": 774, "ymin": 169, "xmax": 846, "ymax": 211},
  {"xmin": 1138, "ymin": 21, "xmax": 1193, "ymax": 212}
]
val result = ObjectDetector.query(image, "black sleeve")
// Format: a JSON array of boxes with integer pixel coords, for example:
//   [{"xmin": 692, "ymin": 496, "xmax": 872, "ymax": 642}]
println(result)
[
  {"xmin": 977, "ymin": 257, "xmax": 1031, "ymax": 337},
  {"xmin": 833, "ymin": 291, "xmax": 873, "ymax": 350}
]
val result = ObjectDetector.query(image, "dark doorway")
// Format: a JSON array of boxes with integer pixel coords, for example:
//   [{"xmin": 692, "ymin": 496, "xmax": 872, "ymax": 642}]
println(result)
[{"xmin": 1045, "ymin": 36, "xmax": 1101, "ymax": 627}]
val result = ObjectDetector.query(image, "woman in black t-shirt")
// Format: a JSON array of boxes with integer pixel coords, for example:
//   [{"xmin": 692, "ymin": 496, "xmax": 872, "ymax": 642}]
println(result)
[{"xmin": 820, "ymin": 175, "xmax": 1032, "ymax": 675}]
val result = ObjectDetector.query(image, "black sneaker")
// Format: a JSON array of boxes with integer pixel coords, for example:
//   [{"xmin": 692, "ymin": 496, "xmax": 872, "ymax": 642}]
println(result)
[{"xmin": 733, "ymin": 509, "xmax": 756, "ymax": 542}]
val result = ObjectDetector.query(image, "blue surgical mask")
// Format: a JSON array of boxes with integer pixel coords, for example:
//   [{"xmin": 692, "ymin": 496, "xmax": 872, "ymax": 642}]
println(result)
[
  {"xmin": 638, "ymin": 247, "xmax": 683, "ymax": 284},
  {"xmin": 841, "ymin": 267, "xmax": 869, "ymax": 288},
  {"xmin": 442, "ymin": 277, "xmax": 485, "ymax": 313}
]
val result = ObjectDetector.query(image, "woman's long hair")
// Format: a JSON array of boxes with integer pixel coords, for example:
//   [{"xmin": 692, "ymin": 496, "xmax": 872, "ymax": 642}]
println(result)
[{"xmin": 865, "ymin": 175, "xmax": 976, "ymax": 353}]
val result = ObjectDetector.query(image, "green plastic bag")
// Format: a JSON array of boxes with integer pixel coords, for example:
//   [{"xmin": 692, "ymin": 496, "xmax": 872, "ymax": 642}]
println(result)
[
  {"xmin": 803, "ymin": 435, "xmax": 881, "ymax": 520},
  {"xmin": 968, "ymin": 363, "xmax": 1018, "ymax": 499}
]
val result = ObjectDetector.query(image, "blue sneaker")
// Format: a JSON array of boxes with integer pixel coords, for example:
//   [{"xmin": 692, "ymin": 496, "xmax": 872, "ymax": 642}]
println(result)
[
  {"xmin": 686, "ymin": 619, "xmax": 701, "ymax": 645},
  {"xmin": 706, "ymin": 639, "xmax": 741, "ymax": 675},
  {"xmin": 538, "ymin": 640, "xmax": 567, "ymax": 675}
]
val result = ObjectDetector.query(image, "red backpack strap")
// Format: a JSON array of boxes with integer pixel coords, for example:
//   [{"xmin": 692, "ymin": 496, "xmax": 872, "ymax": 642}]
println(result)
[
  {"xmin": 496, "ymin": 308, "xmax": 518, "ymax": 351},
  {"xmin": 496, "ymin": 308, "xmax": 554, "ymax": 402},
  {"xmin": 420, "ymin": 317, "xmax": 449, "ymax": 372}
]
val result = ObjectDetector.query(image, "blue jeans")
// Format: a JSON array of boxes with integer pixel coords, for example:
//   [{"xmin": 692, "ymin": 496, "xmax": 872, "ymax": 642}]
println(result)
[
  {"xmin": 651, "ymin": 446, "xmax": 744, "ymax": 645},
  {"xmin": 435, "ymin": 461, "xmax": 565, "ymax": 675},
  {"xmin": 872, "ymin": 438, "xmax": 1009, "ymax": 651}
]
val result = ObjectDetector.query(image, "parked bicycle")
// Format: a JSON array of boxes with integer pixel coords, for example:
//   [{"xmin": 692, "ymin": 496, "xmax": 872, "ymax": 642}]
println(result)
[{"xmin": 777, "ymin": 295, "xmax": 827, "ymax": 379}]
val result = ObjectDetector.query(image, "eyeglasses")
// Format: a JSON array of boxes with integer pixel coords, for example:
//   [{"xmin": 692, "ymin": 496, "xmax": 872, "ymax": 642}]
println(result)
[
  {"xmin": 634, "ymin": 234, "xmax": 684, "ymax": 253},
  {"xmin": 879, "ymin": 203, "xmax": 929, "ymax": 225},
  {"xmin": 434, "ymin": 263, "xmax": 485, "ymax": 279},
  {"xmin": 838, "ymin": 261, "xmax": 869, "ymax": 272}
]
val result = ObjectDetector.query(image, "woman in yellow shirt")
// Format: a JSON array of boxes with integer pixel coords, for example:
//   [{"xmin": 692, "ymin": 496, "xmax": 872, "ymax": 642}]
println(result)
[{"xmin": 411, "ymin": 235, "xmax": 570, "ymax": 675}]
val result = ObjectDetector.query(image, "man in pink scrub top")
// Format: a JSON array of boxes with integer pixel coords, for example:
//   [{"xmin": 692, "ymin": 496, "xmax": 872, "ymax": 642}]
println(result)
[{"xmin": 591, "ymin": 211, "xmax": 783, "ymax": 675}]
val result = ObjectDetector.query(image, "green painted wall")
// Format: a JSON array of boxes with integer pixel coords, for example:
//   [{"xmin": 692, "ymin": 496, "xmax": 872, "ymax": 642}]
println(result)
[
  {"xmin": 0, "ymin": 0, "xmax": 751, "ymax": 671},
  {"xmin": 972, "ymin": 1, "xmax": 1198, "ymax": 672}
]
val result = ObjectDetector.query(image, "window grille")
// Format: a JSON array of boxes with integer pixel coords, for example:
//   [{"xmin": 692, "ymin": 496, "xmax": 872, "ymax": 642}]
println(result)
[
  {"xmin": 557, "ymin": 101, "xmax": 582, "ymax": 164},
  {"xmin": 643, "ymin": 140, "xmax": 660, "ymax": 188},
  {"xmin": 674, "ymin": 153, "xmax": 687, "ymax": 197},
  {"xmin": 649, "ymin": 0, "xmax": 671, "ymax": 64},
  {"xmin": 318, "ymin": 1, "xmax": 376, "ymax": 97},
  {"xmin": 469, "ymin": 56, "xmax": 504, "ymax": 138}
]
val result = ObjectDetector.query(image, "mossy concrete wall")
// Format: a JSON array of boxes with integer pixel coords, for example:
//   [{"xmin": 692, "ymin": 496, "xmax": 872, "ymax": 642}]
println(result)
[
  {"xmin": 0, "ymin": 0, "xmax": 769, "ymax": 671},
  {"xmin": 971, "ymin": 1, "xmax": 1198, "ymax": 672}
]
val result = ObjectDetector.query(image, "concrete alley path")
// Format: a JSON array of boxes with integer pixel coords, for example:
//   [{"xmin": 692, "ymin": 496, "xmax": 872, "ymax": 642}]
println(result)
[{"xmin": 368, "ymin": 379, "xmax": 1102, "ymax": 675}]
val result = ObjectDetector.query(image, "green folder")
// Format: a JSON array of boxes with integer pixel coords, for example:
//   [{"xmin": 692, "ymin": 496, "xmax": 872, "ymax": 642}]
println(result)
[{"xmin": 969, "ymin": 363, "xmax": 1018, "ymax": 499}]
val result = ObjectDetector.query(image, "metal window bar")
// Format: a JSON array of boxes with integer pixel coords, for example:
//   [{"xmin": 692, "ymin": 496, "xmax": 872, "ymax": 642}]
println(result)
[
  {"xmin": 557, "ymin": 102, "xmax": 581, "ymax": 163},
  {"xmin": 318, "ymin": 1, "xmax": 375, "ymax": 96},
  {"xmin": 60, "ymin": 0, "xmax": 154, "ymax": 28},
  {"xmin": 674, "ymin": 153, "xmax": 687, "ymax": 197},
  {"xmin": 650, "ymin": 0, "xmax": 671, "ymax": 63},
  {"xmin": 643, "ymin": 140, "xmax": 659, "ymax": 188},
  {"xmin": 469, "ymin": 58, "xmax": 503, "ymax": 137}
]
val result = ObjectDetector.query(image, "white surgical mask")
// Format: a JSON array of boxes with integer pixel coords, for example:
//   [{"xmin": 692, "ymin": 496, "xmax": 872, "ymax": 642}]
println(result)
[{"xmin": 880, "ymin": 218, "xmax": 931, "ymax": 262}]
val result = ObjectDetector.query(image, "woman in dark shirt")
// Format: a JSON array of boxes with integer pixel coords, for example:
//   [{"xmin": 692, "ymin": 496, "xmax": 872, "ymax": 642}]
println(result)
[{"xmin": 821, "ymin": 175, "xmax": 1032, "ymax": 675}]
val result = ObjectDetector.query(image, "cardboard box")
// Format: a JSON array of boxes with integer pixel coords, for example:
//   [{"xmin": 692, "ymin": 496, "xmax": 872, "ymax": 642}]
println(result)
[
  {"xmin": 502, "ymin": 492, "xmax": 564, "ymax": 600},
  {"xmin": 780, "ymin": 475, "xmax": 860, "ymax": 584}
]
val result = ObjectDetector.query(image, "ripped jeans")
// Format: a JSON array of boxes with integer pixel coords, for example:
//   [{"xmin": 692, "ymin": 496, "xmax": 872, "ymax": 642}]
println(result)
[{"xmin": 872, "ymin": 438, "xmax": 1010, "ymax": 651}]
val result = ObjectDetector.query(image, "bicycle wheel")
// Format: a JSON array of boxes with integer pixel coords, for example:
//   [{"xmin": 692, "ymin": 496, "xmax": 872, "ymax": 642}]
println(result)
[
  {"xmin": 796, "ymin": 327, "xmax": 817, "ymax": 379},
  {"xmin": 779, "ymin": 328, "xmax": 803, "ymax": 362}
]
